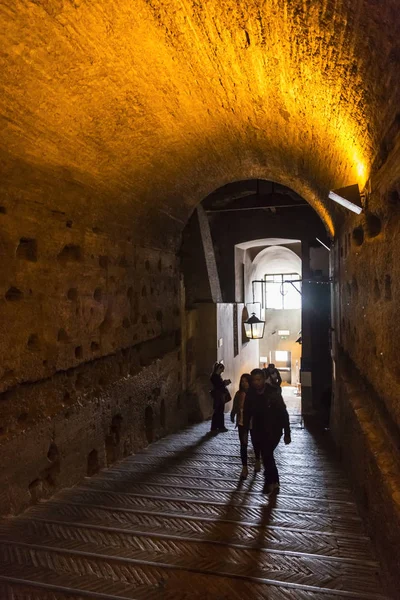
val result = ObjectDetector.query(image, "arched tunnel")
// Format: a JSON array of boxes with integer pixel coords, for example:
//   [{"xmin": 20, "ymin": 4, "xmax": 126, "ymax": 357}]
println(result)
[{"xmin": 1, "ymin": 1, "xmax": 400, "ymax": 597}]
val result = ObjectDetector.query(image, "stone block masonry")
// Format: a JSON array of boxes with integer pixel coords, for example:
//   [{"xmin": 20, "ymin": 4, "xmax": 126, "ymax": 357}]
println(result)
[{"xmin": 0, "ymin": 195, "xmax": 186, "ymax": 516}]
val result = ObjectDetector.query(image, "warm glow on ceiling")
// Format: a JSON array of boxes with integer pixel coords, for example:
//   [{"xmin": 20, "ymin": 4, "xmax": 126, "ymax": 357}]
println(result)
[{"xmin": 0, "ymin": 0, "xmax": 396, "ymax": 238}]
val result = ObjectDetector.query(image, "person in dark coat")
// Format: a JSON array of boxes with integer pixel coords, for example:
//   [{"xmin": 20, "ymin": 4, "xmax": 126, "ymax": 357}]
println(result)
[
  {"xmin": 243, "ymin": 368, "xmax": 291, "ymax": 494},
  {"xmin": 210, "ymin": 362, "xmax": 231, "ymax": 433}
]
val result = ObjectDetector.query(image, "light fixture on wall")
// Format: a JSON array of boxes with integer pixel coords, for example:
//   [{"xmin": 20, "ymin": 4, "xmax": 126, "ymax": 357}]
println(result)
[
  {"xmin": 244, "ymin": 312, "xmax": 265, "ymax": 339},
  {"xmin": 328, "ymin": 184, "xmax": 362, "ymax": 214}
]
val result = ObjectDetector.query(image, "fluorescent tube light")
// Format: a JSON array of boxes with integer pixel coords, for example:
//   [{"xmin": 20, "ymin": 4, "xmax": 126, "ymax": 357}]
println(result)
[
  {"xmin": 316, "ymin": 238, "xmax": 331, "ymax": 251},
  {"xmin": 328, "ymin": 190, "xmax": 362, "ymax": 214}
]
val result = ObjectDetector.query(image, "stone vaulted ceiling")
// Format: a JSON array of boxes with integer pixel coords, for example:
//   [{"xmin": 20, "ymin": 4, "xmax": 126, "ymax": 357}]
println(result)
[{"xmin": 1, "ymin": 0, "xmax": 400, "ymax": 242}]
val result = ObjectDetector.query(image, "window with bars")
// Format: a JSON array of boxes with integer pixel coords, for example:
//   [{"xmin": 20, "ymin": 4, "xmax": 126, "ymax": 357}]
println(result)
[{"xmin": 264, "ymin": 273, "xmax": 301, "ymax": 310}]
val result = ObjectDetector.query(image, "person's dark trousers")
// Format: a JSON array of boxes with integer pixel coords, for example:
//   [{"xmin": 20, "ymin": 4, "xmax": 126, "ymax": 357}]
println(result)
[
  {"xmin": 238, "ymin": 427, "xmax": 262, "ymax": 465},
  {"xmin": 250, "ymin": 429, "xmax": 261, "ymax": 461},
  {"xmin": 211, "ymin": 402, "xmax": 225, "ymax": 431},
  {"xmin": 260, "ymin": 437, "xmax": 280, "ymax": 485},
  {"xmin": 237, "ymin": 425, "xmax": 248, "ymax": 465}
]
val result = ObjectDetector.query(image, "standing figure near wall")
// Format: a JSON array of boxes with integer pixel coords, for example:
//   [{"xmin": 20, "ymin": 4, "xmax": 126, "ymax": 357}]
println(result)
[
  {"xmin": 244, "ymin": 369, "xmax": 291, "ymax": 495},
  {"xmin": 210, "ymin": 362, "xmax": 231, "ymax": 433},
  {"xmin": 231, "ymin": 373, "xmax": 261, "ymax": 479}
]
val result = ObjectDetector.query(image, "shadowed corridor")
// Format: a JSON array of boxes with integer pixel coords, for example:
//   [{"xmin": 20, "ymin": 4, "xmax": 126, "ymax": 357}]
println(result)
[{"xmin": 0, "ymin": 395, "xmax": 392, "ymax": 600}]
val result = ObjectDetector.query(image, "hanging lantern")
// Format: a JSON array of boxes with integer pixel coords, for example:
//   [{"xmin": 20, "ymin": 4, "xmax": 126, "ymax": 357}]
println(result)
[{"xmin": 244, "ymin": 312, "xmax": 265, "ymax": 339}]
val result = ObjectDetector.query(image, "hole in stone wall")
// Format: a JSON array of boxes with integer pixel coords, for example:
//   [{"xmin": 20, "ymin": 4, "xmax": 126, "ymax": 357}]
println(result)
[
  {"xmin": 156, "ymin": 310, "xmax": 163, "ymax": 322},
  {"xmin": 58, "ymin": 329, "xmax": 70, "ymax": 343},
  {"xmin": 111, "ymin": 414, "xmax": 123, "ymax": 444},
  {"xmin": 145, "ymin": 260, "xmax": 150, "ymax": 271},
  {"xmin": 5, "ymin": 287, "xmax": 23, "ymax": 301},
  {"xmin": 365, "ymin": 213, "xmax": 382, "ymax": 238},
  {"xmin": 91, "ymin": 341, "xmax": 100, "ymax": 352},
  {"xmin": 47, "ymin": 442, "xmax": 59, "ymax": 463},
  {"xmin": 160, "ymin": 399, "xmax": 166, "ymax": 428},
  {"xmin": 122, "ymin": 318, "xmax": 130, "ymax": 329},
  {"xmin": 99, "ymin": 310, "xmax": 113, "ymax": 334},
  {"xmin": 87, "ymin": 449, "xmax": 99, "ymax": 476},
  {"xmin": 75, "ymin": 346, "xmax": 83, "ymax": 359},
  {"xmin": 66, "ymin": 220, "xmax": 73, "ymax": 228},
  {"xmin": 352, "ymin": 227, "xmax": 364, "ymax": 246},
  {"xmin": 145, "ymin": 406, "xmax": 153, "ymax": 444},
  {"xmin": 94, "ymin": 288, "xmax": 102, "ymax": 302},
  {"xmin": 388, "ymin": 188, "xmax": 400, "ymax": 207},
  {"xmin": 141, "ymin": 314, "xmax": 148, "ymax": 324},
  {"xmin": 158, "ymin": 258, "xmax": 162, "ymax": 271},
  {"xmin": 27, "ymin": 333, "xmax": 40, "ymax": 351},
  {"xmin": 67, "ymin": 288, "xmax": 78, "ymax": 301},
  {"xmin": 105, "ymin": 414, "xmax": 123, "ymax": 465},
  {"xmin": 119, "ymin": 255, "xmax": 129, "ymax": 268},
  {"xmin": 0, "ymin": 206, "xmax": 6, "ymax": 214},
  {"xmin": 57, "ymin": 244, "xmax": 82, "ymax": 265},
  {"xmin": 141, "ymin": 286, "xmax": 147, "ymax": 297},
  {"xmin": 63, "ymin": 391, "xmax": 71, "ymax": 403},
  {"xmin": 99, "ymin": 256, "xmax": 108, "ymax": 269},
  {"xmin": 17, "ymin": 238, "xmax": 37, "ymax": 262},
  {"xmin": 385, "ymin": 275, "xmax": 392, "ymax": 300},
  {"xmin": 374, "ymin": 279, "xmax": 381, "ymax": 301}
]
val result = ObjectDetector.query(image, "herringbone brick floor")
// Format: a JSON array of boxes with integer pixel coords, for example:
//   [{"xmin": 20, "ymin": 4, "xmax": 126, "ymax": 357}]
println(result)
[{"xmin": 0, "ymin": 392, "xmax": 393, "ymax": 599}]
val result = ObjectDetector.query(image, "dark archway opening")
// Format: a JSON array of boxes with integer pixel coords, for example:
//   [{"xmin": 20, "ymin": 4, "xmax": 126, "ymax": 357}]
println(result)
[{"xmin": 180, "ymin": 178, "xmax": 332, "ymax": 424}]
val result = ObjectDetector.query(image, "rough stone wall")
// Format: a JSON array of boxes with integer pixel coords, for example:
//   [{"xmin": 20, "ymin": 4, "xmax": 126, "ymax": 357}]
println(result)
[
  {"xmin": 0, "ymin": 197, "xmax": 184, "ymax": 516},
  {"xmin": 331, "ymin": 143, "xmax": 400, "ymax": 589},
  {"xmin": 333, "ymin": 175, "xmax": 400, "ymax": 432}
]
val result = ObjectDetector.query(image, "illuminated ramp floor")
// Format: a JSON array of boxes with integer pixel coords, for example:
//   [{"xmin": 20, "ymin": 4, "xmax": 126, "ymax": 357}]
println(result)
[{"xmin": 0, "ymin": 417, "xmax": 392, "ymax": 600}]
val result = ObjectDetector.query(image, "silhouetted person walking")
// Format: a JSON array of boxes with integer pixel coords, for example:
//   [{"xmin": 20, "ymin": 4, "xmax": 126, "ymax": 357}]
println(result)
[
  {"xmin": 231, "ymin": 373, "xmax": 261, "ymax": 479},
  {"xmin": 210, "ymin": 362, "xmax": 231, "ymax": 433},
  {"xmin": 244, "ymin": 368, "xmax": 291, "ymax": 494}
]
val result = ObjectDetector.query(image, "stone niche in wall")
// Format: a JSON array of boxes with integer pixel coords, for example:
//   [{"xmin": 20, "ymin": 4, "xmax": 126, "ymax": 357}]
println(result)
[{"xmin": 0, "ymin": 200, "xmax": 186, "ymax": 516}]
